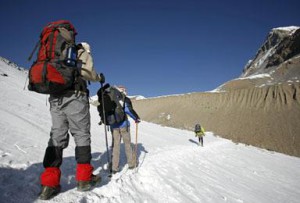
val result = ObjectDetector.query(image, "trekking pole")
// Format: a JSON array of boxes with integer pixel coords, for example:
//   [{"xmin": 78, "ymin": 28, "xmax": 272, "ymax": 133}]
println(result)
[
  {"xmin": 25, "ymin": 40, "xmax": 39, "ymax": 90},
  {"xmin": 135, "ymin": 122, "xmax": 139, "ymax": 168},
  {"xmin": 27, "ymin": 40, "xmax": 40, "ymax": 61},
  {"xmin": 100, "ymin": 82, "xmax": 111, "ymax": 169}
]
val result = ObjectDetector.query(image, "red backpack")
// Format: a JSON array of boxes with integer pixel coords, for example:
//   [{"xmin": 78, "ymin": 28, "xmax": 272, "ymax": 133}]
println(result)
[{"xmin": 28, "ymin": 20, "xmax": 78, "ymax": 94}]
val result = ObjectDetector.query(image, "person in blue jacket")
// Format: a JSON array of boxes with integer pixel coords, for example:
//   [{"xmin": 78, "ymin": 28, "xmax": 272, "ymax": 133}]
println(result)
[{"xmin": 110, "ymin": 86, "xmax": 140, "ymax": 174}]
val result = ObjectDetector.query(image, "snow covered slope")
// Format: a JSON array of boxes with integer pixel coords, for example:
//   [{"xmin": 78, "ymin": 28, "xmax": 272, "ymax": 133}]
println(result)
[{"xmin": 1, "ymin": 58, "xmax": 300, "ymax": 203}]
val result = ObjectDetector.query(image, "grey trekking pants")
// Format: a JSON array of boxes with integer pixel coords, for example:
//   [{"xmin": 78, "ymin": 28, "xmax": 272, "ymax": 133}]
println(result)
[
  {"xmin": 42, "ymin": 91, "xmax": 92, "ymax": 167},
  {"xmin": 48, "ymin": 91, "xmax": 91, "ymax": 148},
  {"xmin": 112, "ymin": 127, "xmax": 135, "ymax": 171}
]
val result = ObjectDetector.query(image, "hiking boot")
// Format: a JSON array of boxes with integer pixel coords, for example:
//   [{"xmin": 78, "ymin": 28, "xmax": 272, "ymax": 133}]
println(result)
[
  {"xmin": 128, "ymin": 165, "xmax": 136, "ymax": 169},
  {"xmin": 38, "ymin": 185, "xmax": 61, "ymax": 200},
  {"xmin": 77, "ymin": 175, "xmax": 101, "ymax": 192},
  {"xmin": 108, "ymin": 170, "xmax": 118, "ymax": 178}
]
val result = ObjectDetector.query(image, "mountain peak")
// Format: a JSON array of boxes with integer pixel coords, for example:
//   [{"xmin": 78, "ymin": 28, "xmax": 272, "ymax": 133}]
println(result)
[
  {"xmin": 214, "ymin": 26, "xmax": 300, "ymax": 92},
  {"xmin": 272, "ymin": 26, "xmax": 300, "ymax": 34},
  {"xmin": 241, "ymin": 25, "xmax": 300, "ymax": 81}
]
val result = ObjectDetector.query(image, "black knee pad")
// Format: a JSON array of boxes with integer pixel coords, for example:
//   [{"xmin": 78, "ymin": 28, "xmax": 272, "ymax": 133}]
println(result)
[
  {"xmin": 43, "ymin": 146, "xmax": 63, "ymax": 167},
  {"xmin": 75, "ymin": 146, "xmax": 92, "ymax": 164}
]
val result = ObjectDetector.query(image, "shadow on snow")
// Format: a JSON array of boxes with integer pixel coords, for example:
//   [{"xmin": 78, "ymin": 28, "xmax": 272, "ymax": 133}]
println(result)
[{"xmin": 0, "ymin": 143, "xmax": 147, "ymax": 202}]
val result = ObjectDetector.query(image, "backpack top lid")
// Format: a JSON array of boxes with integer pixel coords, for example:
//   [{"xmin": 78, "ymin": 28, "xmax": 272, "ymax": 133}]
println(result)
[
  {"xmin": 42, "ymin": 20, "xmax": 77, "ymax": 36},
  {"xmin": 97, "ymin": 83, "xmax": 125, "ymax": 107},
  {"xmin": 106, "ymin": 85, "xmax": 125, "ymax": 103},
  {"xmin": 97, "ymin": 84, "xmax": 126, "ymax": 99}
]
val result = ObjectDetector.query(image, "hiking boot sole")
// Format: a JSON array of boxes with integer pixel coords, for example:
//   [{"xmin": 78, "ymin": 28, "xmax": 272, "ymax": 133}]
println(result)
[
  {"xmin": 77, "ymin": 176, "xmax": 101, "ymax": 192},
  {"xmin": 38, "ymin": 185, "xmax": 61, "ymax": 200}
]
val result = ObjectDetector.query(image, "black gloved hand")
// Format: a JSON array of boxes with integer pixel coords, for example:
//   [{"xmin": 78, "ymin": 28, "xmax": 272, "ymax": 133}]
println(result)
[{"xmin": 99, "ymin": 73, "xmax": 105, "ymax": 83}]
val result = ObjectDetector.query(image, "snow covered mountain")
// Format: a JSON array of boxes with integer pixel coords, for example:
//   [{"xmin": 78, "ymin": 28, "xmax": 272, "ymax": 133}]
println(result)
[{"xmin": 1, "ymin": 56, "xmax": 300, "ymax": 202}]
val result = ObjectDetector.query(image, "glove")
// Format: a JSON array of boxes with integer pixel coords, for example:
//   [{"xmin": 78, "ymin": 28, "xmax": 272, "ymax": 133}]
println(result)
[
  {"xmin": 99, "ymin": 73, "xmax": 105, "ymax": 83},
  {"xmin": 135, "ymin": 119, "xmax": 141, "ymax": 123}
]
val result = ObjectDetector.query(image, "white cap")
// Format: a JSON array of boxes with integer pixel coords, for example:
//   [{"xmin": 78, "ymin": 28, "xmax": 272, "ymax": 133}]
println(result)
[{"xmin": 80, "ymin": 42, "xmax": 91, "ymax": 53}]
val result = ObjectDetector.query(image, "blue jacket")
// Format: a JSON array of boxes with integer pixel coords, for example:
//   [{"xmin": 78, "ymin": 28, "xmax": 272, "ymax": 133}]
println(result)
[{"xmin": 110, "ymin": 97, "xmax": 140, "ymax": 129}]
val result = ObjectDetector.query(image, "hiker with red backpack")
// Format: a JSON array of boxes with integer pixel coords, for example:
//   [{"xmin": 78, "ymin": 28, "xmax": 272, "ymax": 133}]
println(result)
[{"xmin": 27, "ymin": 20, "xmax": 104, "ymax": 200}]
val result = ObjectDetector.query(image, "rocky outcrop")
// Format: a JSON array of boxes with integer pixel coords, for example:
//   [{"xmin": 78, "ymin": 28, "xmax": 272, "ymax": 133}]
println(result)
[
  {"xmin": 242, "ymin": 26, "xmax": 300, "ymax": 78},
  {"xmin": 265, "ymin": 29, "xmax": 300, "ymax": 68},
  {"xmin": 133, "ymin": 83, "xmax": 300, "ymax": 157}
]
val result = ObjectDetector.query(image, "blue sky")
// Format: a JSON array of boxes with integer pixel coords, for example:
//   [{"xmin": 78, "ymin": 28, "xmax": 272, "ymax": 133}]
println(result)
[{"xmin": 0, "ymin": 0, "xmax": 299, "ymax": 97}]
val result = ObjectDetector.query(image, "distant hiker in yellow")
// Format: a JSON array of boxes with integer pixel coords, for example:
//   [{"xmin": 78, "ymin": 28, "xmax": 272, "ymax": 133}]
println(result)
[{"xmin": 194, "ymin": 124, "xmax": 205, "ymax": 146}]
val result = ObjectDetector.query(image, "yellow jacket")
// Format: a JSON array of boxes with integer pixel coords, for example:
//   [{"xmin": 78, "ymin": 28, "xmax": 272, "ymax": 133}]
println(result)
[{"xmin": 195, "ymin": 127, "xmax": 205, "ymax": 137}]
